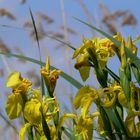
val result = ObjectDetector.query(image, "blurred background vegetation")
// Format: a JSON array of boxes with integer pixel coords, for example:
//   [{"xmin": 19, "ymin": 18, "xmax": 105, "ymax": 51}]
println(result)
[{"xmin": 0, "ymin": 0, "xmax": 140, "ymax": 139}]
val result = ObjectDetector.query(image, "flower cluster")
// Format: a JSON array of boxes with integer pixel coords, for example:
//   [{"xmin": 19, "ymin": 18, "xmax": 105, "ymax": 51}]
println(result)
[{"xmin": 5, "ymin": 32, "xmax": 140, "ymax": 140}]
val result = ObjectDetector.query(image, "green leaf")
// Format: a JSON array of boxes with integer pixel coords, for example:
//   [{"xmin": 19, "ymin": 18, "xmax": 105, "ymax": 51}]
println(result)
[
  {"xmin": 62, "ymin": 127, "xmax": 75, "ymax": 140},
  {"xmin": 74, "ymin": 18, "xmax": 120, "ymax": 47},
  {"xmin": 29, "ymin": 8, "xmax": 46, "ymax": 96},
  {"xmin": 104, "ymin": 107, "xmax": 127, "ymax": 136},
  {"xmin": 131, "ymin": 64, "xmax": 140, "ymax": 85},
  {"xmin": 119, "ymin": 67, "xmax": 130, "ymax": 101},
  {"xmin": 46, "ymin": 34, "xmax": 76, "ymax": 51},
  {"xmin": 0, "ymin": 52, "xmax": 83, "ymax": 89},
  {"xmin": 98, "ymin": 106, "xmax": 115, "ymax": 140},
  {"xmin": 125, "ymin": 48, "xmax": 140, "ymax": 69},
  {"xmin": 41, "ymin": 112, "xmax": 51, "ymax": 140},
  {"xmin": 0, "ymin": 111, "xmax": 18, "ymax": 134},
  {"xmin": 29, "ymin": 8, "xmax": 41, "ymax": 62},
  {"xmin": 105, "ymin": 66, "xmax": 120, "ymax": 83}
]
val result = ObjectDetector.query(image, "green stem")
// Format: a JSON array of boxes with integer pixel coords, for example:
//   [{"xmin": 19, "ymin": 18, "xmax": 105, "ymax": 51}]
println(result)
[{"xmin": 105, "ymin": 66, "xmax": 120, "ymax": 83}]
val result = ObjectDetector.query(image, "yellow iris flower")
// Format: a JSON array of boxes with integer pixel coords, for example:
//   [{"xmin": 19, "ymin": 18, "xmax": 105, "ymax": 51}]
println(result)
[
  {"xmin": 6, "ymin": 71, "xmax": 32, "ymax": 94},
  {"xmin": 74, "ymin": 85, "xmax": 98, "ymax": 118},
  {"xmin": 40, "ymin": 57, "xmax": 61, "ymax": 96},
  {"xmin": 6, "ymin": 71, "xmax": 32, "ymax": 119}
]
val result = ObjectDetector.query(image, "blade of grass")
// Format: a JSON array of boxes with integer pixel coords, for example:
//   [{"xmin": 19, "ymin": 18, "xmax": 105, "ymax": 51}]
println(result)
[
  {"xmin": 29, "ymin": 7, "xmax": 42, "ymax": 62},
  {"xmin": 0, "ymin": 52, "xmax": 83, "ymax": 89},
  {"xmin": 0, "ymin": 24, "xmax": 76, "ymax": 51},
  {"xmin": 104, "ymin": 107, "xmax": 128, "ymax": 138},
  {"xmin": 74, "ymin": 17, "xmax": 121, "ymax": 46},
  {"xmin": 29, "ymin": 7, "xmax": 46, "ymax": 96},
  {"xmin": 0, "ymin": 111, "xmax": 18, "ymax": 134},
  {"xmin": 105, "ymin": 66, "xmax": 120, "ymax": 83},
  {"xmin": 46, "ymin": 34, "xmax": 76, "ymax": 50},
  {"xmin": 41, "ymin": 112, "xmax": 51, "ymax": 140}
]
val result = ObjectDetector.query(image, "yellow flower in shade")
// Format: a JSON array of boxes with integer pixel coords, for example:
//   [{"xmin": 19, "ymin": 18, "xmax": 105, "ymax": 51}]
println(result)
[
  {"xmin": 5, "ymin": 92, "xmax": 23, "ymax": 119},
  {"xmin": 40, "ymin": 125, "xmax": 57, "ymax": 140},
  {"xmin": 74, "ymin": 52, "xmax": 91, "ymax": 81},
  {"xmin": 74, "ymin": 85, "xmax": 98, "ymax": 118},
  {"xmin": 19, "ymin": 123, "xmax": 32, "ymax": 140},
  {"xmin": 118, "ymin": 92, "xmax": 128, "ymax": 108},
  {"xmin": 91, "ymin": 111, "xmax": 105, "ymax": 136},
  {"xmin": 72, "ymin": 37, "xmax": 93, "ymax": 59},
  {"xmin": 59, "ymin": 113, "xmax": 76, "ymax": 126},
  {"xmin": 60, "ymin": 113, "xmax": 93, "ymax": 140},
  {"xmin": 125, "ymin": 111, "xmax": 140, "ymax": 137},
  {"xmin": 95, "ymin": 37, "xmax": 115, "ymax": 68},
  {"xmin": 6, "ymin": 71, "xmax": 32, "ymax": 94},
  {"xmin": 6, "ymin": 72, "xmax": 32, "ymax": 120},
  {"xmin": 24, "ymin": 98, "xmax": 41, "ymax": 125},
  {"xmin": 40, "ymin": 57, "xmax": 61, "ymax": 96},
  {"xmin": 76, "ymin": 116, "xmax": 93, "ymax": 140},
  {"xmin": 42, "ymin": 97, "xmax": 59, "ymax": 120},
  {"xmin": 100, "ymin": 83, "xmax": 121, "ymax": 108},
  {"xmin": 73, "ymin": 35, "xmax": 116, "ymax": 73}
]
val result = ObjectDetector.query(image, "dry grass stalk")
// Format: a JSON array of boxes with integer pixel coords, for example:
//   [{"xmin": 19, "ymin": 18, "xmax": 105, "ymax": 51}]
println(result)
[
  {"xmin": 37, "ymin": 12, "xmax": 54, "ymax": 24},
  {"xmin": 100, "ymin": 3, "xmax": 138, "ymax": 35},
  {"xmin": 20, "ymin": 0, "xmax": 26, "ymax": 4},
  {"xmin": 0, "ymin": 69, "xmax": 4, "ymax": 77},
  {"xmin": 23, "ymin": 21, "xmax": 33, "ymax": 28},
  {"xmin": 0, "ymin": 8, "xmax": 16, "ymax": 20},
  {"xmin": 60, "ymin": 25, "xmax": 77, "ymax": 35},
  {"xmin": 26, "ymin": 69, "xmax": 40, "ymax": 87},
  {"xmin": 121, "ymin": 13, "xmax": 137, "ymax": 26},
  {"xmin": 0, "ymin": 38, "xmax": 10, "ymax": 53}
]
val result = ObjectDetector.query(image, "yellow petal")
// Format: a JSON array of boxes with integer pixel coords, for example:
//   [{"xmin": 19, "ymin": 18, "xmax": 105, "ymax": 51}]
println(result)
[
  {"xmin": 118, "ymin": 92, "xmax": 128, "ymax": 108},
  {"xmin": 125, "ymin": 111, "xmax": 140, "ymax": 137},
  {"xmin": 60, "ymin": 113, "xmax": 76, "ymax": 126},
  {"xmin": 5, "ymin": 93, "xmax": 23, "ymax": 119},
  {"xmin": 79, "ymin": 66, "xmax": 90, "ymax": 81},
  {"xmin": 74, "ymin": 85, "xmax": 98, "ymax": 110},
  {"xmin": 76, "ymin": 116, "xmax": 93, "ymax": 140},
  {"xmin": 73, "ymin": 85, "xmax": 89, "ymax": 109},
  {"xmin": 24, "ymin": 99, "xmax": 41, "ymax": 125},
  {"xmin": 72, "ymin": 40, "xmax": 92, "ymax": 59},
  {"xmin": 81, "ymin": 97, "xmax": 93, "ymax": 118},
  {"xmin": 91, "ymin": 111, "xmax": 100, "ymax": 118},
  {"xmin": 103, "ymin": 93, "xmax": 117, "ymax": 108},
  {"xmin": 6, "ymin": 71, "xmax": 22, "ymax": 88},
  {"xmin": 45, "ymin": 57, "xmax": 50, "ymax": 70},
  {"xmin": 19, "ymin": 123, "xmax": 31, "ymax": 140}
]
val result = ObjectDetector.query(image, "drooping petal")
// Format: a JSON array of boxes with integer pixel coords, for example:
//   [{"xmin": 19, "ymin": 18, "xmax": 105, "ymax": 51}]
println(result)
[
  {"xmin": 24, "ymin": 99, "xmax": 41, "ymax": 125},
  {"xmin": 59, "ymin": 113, "xmax": 76, "ymax": 126},
  {"xmin": 79, "ymin": 66, "xmax": 90, "ymax": 82},
  {"xmin": 125, "ymin": 111, "xmax": 140, "ymax": 137},
  {"xmin": 118, "ymin": 92, "xmax": 128, "ymax": 108},
  {"xmin": 5, "ymin": 93, "xmax": 23, "ymax": 119},
  {"xmin": 6, "ymin": 71, "xmax": 22, "ymax": 88},
  {"xmin": 74, "ymin": 85, "xmax": 98, "ymax": 109},
  {"xmin": 19, "ymin": 123, "xmax": 32, "ymax": 140},
  {"xmin": 76, "ymin": 116, "xmax": 93, "ymax": 140}
]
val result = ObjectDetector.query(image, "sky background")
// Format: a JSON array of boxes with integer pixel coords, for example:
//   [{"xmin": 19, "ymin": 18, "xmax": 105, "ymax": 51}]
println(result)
[{"xmin": 0, "ymin": 0, "xmax": 140, "ymax": 139}]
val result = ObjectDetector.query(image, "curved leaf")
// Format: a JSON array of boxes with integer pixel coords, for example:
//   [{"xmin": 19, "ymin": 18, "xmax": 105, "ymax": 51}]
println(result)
[{"xmin": 0, "ymin": 52, "xmax": 83, "ymax": 89}]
